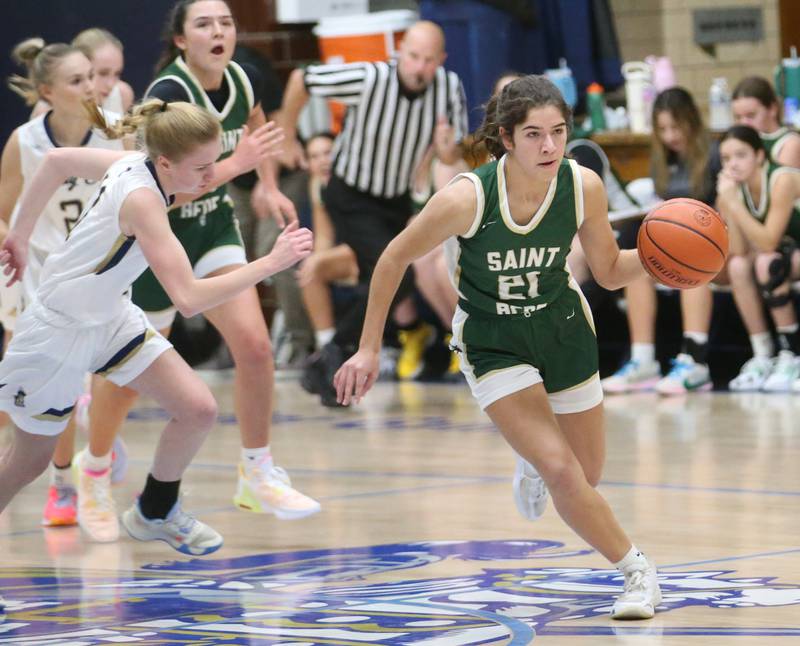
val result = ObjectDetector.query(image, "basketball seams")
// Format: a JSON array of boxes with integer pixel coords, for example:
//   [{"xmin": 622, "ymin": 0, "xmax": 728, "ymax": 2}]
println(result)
[
  {"xmin": 653, "ymin": 198, "xmax": 726, "ymax": 227},
  {"xmin": 642, "ymin": 224, "xmax": 717, "ymax": 274},
  {"xmin": 644, "ymin": 218, "xmax": 727, "ymax": 260},
  {"xmin": 637, "ymin": 198, "xmax": 729, "ymax": 288},
  {"xmin": 637, "ymin": 245, "xmax": 667, "ymax": 283}
]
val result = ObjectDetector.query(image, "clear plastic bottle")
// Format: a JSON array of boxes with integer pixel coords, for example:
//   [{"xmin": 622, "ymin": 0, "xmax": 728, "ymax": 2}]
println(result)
[{"xmin": 709, "ymin": 77, "xmax": 732, "ymax": 131}]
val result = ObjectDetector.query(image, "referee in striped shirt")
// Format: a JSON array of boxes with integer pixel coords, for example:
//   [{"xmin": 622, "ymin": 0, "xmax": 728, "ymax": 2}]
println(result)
[{"xmin": 279, "ymin": 20, "xmax": 468, "ymax": 406}]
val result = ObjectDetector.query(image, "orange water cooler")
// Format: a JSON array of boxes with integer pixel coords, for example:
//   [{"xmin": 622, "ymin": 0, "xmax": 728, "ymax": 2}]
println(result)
[{"xmin": 313, "ymin": 10, "xmax": 417, "ymax": 132}]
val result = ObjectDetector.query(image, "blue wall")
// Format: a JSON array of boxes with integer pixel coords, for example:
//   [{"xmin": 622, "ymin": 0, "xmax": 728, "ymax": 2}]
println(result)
[
  {"xmin": 0, "ymin": 1, "xmax": 174, "ymax": 145},
  {"xmin": 419, "ymin": 0, "xmax": 624, "ymax": 131}
]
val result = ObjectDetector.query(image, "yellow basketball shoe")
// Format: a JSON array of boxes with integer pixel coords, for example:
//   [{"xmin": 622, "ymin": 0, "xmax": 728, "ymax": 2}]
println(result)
[
  {"xmin": 233, "ymin": 462, "xmax": 321, "ymax": 520},
  {"xmin": 397, "ymin": 322, "xmax": 433, "ymax": 380}
]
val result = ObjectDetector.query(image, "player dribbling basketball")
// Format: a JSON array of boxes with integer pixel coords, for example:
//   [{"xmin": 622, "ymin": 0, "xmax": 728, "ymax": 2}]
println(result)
[{"xmin": 334, "ymin": 74, "xmax": 663, "ymax": 619}]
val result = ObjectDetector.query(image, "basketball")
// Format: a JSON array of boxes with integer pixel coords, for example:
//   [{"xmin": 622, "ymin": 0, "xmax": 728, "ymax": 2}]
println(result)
[{"xmin": 637, "ymin": 198, "xmax": 729, "ymax": 289}]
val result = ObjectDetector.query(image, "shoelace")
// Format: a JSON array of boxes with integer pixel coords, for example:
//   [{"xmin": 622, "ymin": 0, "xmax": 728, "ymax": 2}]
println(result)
[
  {"xmin": 269, "ymin": 465, "xmax": 290, "ymax": 483},
  {"xmin": 524, "ymin": 472, "xmax": 546, "ymax": 499},
  {"xmin": 84, "ymin": 475, "xmax": 114, "ymax": 514},
  {"xmin": 247, "ymin": 461, "xmax": 291, "ymax": 487},
  {"xmin": 624, "ymin": 568, "xmax": 646, "ymax": 596},
  {"xmin": 169, "ymin": 507, "xmax": 197, "ymax": 536},
  {"xmin": 617, "ymin": 360, "xmax": 638, "ymax": 376}
]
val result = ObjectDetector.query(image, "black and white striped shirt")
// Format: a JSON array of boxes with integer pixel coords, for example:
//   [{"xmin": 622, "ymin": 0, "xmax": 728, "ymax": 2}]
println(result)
[{"xmin": 304, "ymin": 60, "xmax": 468, "ymax": 199}]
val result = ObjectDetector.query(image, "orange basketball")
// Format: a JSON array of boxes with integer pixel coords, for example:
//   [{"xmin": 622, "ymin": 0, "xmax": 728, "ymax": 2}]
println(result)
[{"xmin": 637, "ymin": 198, "xmax": 729, "ymax": 289}]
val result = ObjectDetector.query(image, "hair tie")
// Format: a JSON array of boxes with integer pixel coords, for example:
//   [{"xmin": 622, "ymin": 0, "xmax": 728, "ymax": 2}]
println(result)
[{"xmin": 160, "ymin": 101, "xmax": 169, "ymax": 113}]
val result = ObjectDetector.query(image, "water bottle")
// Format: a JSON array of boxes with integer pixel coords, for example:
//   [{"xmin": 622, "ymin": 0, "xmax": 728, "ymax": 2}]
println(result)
[
  {"xmin": 586, "ymin": 82, "xmax": 607, "ymax": 131},
  {"xmin": 622, "ymin": 61, "xmax": 654, "ymax": 133},
  {"xmin": 709, "ymin": 77, "xmax": 732, "ymax": 131}
]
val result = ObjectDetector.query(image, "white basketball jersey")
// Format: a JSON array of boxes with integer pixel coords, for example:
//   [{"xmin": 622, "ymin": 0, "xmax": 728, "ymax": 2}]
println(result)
[
  {"xmin": 36, "ymin": 152, "xmax": 172, "ymax": 327},
  {"xmin": 102, "ymin": 84, "xmax": 125, "ymax": 115},
  {"xmin": 12, "ymin": 111, "xmax": 124, "ymax": 295}
]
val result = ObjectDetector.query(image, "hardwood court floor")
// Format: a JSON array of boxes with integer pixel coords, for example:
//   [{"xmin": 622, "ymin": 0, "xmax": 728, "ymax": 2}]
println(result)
[{"xmin": 1, "ymin": 375, "xmax": 799, "ymax": 644}]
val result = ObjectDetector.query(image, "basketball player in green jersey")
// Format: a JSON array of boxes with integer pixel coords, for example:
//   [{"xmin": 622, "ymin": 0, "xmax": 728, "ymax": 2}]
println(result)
[
  {"xmin": 83, "ymin": 0, "xmax": 320, "ymax": 543},
  {"xmin": 334, "ymin": 75, "xmax": 663, "ymax": 620},
  {"xmin": 732, "ymin": 76, "xmax": 800, "ymax": 168},
  {"xmin": 718, "ymin": 125, "xmax": 800, "ymax": 392}
]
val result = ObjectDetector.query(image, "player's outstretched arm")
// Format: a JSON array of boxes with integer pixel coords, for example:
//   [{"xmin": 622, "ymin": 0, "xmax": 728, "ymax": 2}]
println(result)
[
  {"xmin": 0, "ymin": 147, "xmax": 129, "ymax": 283},
  {"xmin": 578, "ymin": 166, "xmax": 646, "ymax": 290},
  {"xmin": 334, "ymin": 179, "xmax": 475, "ymax": 405},
  {"xmin": 128, "ymin": 188, "xmax": 312, "ymax": 317}
]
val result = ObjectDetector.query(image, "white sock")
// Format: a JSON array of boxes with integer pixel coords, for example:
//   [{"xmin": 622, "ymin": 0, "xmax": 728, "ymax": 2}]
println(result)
[
  {"xmin": 242, "ymin": 445, "xmax": 272, "ymax": 470},
  {"xmin": 631, "ymin": 343, "xmax": 655, "ymax": 365},
  {"xmin": 750, "ymin": 333, "xmax": 774, "ymax": 359},
  {"xmin": 51, "ymin": 463, "xmax": 73, "ymax": 488},
  {"xmin": 683, "ymin": 331, "xmax": 708, "ymax": 345},
  {"xmin": 614, "ymin": 545, "xmax": 647, "ymax": 571},
  {"xmin": 82, "ymin": 450, "xmax": 112, "ymax": 474},
  {"xmin": 316, "ymin": 328, "xmax": 335, "ymax": 349}
]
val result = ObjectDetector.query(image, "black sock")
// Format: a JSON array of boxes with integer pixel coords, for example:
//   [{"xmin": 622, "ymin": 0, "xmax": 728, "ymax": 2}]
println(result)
[
  {"xmin": 138, "ymin": 474, "xmax": 181, "ymax": 520},
  {"xmin": 681, "ymin": 336, "xmax": 708, "ymax": 365}
]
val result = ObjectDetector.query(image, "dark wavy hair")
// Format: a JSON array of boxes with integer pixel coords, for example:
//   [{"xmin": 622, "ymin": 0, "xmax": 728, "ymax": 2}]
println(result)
[{"xmin": 472, "ymin": 74, "xmax": 572, "ymax": 160}]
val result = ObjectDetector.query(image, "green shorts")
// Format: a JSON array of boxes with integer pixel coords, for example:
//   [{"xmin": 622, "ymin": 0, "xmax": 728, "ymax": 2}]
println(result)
[
  {"xmin": 451, "ymin": 286, "xmax": 602, "ymax": 413},
  {"xmin": 132, "ymin": 209, "xmax": 246, "ymax": 329}
]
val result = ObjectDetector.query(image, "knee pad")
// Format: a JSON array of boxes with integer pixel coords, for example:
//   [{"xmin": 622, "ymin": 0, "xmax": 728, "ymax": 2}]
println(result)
[{"xmin": 759, "ymin": 239, "xmax": 796, "ymax": 307}]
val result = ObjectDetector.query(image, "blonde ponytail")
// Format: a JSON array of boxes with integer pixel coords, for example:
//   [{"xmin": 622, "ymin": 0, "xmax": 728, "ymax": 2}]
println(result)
[
  {"xmin": 8, "ymin": 37, "xmax": 83, "ymax": 106},
  {"xmin": 87, "ymin": 99, "xmax": 221, "ymax": 161}
]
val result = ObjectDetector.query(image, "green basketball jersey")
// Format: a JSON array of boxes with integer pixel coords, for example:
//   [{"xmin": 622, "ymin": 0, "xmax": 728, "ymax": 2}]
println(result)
[
  {"xmin": 147, "ymin": 56, "xmax": 254, "ymax": 222},
  {"xmin": 740, "ymin": 160, "xmax": 800, "ymax": 242},
  {"xmin": 761, "ymin": 127, "xmax": 797, "ymax": 163},
  {"xmin": 447, "ymin": 156, "xmax": 584, "ymax": 317}
]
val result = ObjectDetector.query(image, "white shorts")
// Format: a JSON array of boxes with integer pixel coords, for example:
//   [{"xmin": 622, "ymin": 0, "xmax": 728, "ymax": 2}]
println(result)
[
  {"xmin": 145, "ymin": 246, "xmax": 247, "ymax": 331},
  {"xmin": 0, "ymin": 300, "xmax": 171, "ymax": 436},
  {"xmin": 461, "ymin": 361, "xmax": 604, "ymax": 414}
]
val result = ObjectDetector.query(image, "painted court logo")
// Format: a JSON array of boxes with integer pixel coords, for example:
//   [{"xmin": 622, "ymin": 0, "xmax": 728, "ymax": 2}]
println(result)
[{"xmin": 2, "ymin": 539, "xmax": 799, "ymax": 643}]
